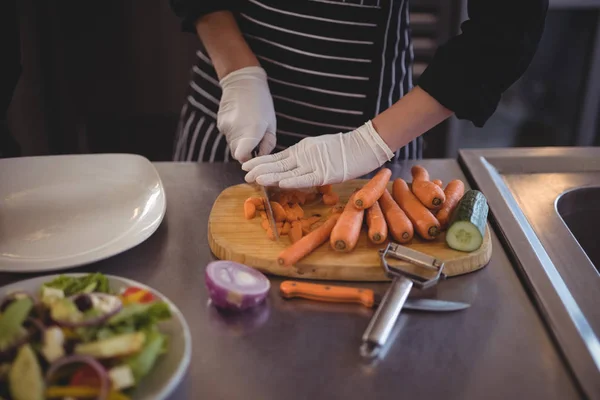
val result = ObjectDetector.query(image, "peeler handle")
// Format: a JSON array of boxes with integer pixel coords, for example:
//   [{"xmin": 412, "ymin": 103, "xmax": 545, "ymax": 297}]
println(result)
[
  {"xmin": 280, "ymin": 280, "xmax": 376, "ymax": 307},
  {"xmin": 360, "ymin": 276, "xmax": 413, "ymax": 358}
]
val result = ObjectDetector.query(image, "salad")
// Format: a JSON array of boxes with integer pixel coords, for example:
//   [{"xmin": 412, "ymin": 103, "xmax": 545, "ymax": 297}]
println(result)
[{"xmin": 0, "ymin": 273, "xmax": 172, "ymax": 400}]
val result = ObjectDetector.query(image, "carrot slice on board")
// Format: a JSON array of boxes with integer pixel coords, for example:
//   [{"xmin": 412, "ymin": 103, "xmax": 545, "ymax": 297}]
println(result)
[
  {"xmin": 244, "ymin": 199, "xmax": 256, "ymax": 220},
  {"xmin": 317, "ymin": 185, "xmax": 333, "ymax": 194},
  {"xmin": 289, "ymin": 221, "xmax": 303, "ymax": 243},
  {"xmin": 322, "ymin": 192, "xmax": 340, "ymax": 206}
]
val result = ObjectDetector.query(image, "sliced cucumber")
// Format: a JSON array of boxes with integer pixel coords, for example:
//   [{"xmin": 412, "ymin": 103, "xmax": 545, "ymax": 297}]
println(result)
[{"xmin": 446, "ymin": 190, "xmax": 488, "ymax": 252}]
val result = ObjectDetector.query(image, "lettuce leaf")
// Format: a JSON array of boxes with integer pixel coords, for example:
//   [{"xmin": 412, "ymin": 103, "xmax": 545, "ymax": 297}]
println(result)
[
  {"xmin": 125, "ymin": 329, "xmax": 166, "ymax": 382},
  {"xmin": 76, "ymin": 301, "xmax": 171, "ymax": 342},
  {"xmin": 42, "ymin": 273, "xmax": 110, "ymax": 296},
  {"xmin": 0, "ymin": 298, "xmax": 33, "ymax": 351}
]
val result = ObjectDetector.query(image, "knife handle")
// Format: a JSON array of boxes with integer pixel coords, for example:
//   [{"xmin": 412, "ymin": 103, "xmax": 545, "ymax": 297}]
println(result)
[{"xmin": 279, "ymin": 281, "xmax": 375, "ymax": 308}]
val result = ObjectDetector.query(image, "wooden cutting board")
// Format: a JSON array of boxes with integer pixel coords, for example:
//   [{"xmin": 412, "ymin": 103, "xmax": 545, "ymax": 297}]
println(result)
[{"xmin": 208, "ymin": 180, "xmax": 492, "ymax": 281}]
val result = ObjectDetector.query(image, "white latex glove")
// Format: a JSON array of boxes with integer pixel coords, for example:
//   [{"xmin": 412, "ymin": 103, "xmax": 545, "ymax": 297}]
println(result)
[
  {"xmin": 218, "ymin": 66, "xmax": 276, "ymax": 163},
  {"xmin": 241, "ymin": 121, "xmax": 394, "ymax": 188}
]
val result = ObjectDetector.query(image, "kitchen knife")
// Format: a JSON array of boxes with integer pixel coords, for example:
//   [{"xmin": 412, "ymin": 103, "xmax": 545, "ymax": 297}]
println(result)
[
  {"xmin": 252, "ymin": 150, "xmax": 279, "ymax": 241},
  {"xmin": 279, "ymin": 281, "xmax": 470, "ymax": 312}
]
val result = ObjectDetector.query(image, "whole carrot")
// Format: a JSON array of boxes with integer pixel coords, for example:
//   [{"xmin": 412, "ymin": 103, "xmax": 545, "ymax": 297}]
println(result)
[
  {"xmin": 354, "ymin": 168, "xmax": 392, "ymax": 209},
  {"xmin": 378, "ymin": 188, "xmax": 413, "ymax": 243},
  {"xmin": 411, "ymin": 165, "xmax": 446, "ymax": 209},
  {"xmin": 278, "ymin": 214, "xmax": 341, "ymax": 267},
  {"xmin": 411, "ymin": 165, "xmax": 431, "ymax": 181},
  {"xmin": 330, "ymin": 192, "xmax": 365, "ymax": 252},
  {"xmin": 436, "ymin": 179, "xmax": 465, "ymax": 229},
  {"xmin": 366, "ymin": 200, "xmax": 388, "ymax": 244},
  {"xmin": 393, "ymin": 178, "xmax": 440, "ymax": 240}
]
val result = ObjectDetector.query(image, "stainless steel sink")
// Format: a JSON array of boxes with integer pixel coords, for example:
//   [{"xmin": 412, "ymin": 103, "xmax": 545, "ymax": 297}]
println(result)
[
  {"xmin": 459, "ymin": 147, "xmax": 600, "ymax": 399},
  {"xmin": 556, "ymin": 186, "xmax": 600, "ymax": 271}
]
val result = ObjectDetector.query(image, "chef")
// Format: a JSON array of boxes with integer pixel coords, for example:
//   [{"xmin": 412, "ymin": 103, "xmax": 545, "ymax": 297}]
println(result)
[{"xmin": 169, "ymin": 0, "xmax": 548, "ymax": 188}]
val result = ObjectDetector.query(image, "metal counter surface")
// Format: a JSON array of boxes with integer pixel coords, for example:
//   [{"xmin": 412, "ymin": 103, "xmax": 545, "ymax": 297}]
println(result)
[{"xmin": 0, "ymin": 160, "xmax": 581, "ymax": 399}]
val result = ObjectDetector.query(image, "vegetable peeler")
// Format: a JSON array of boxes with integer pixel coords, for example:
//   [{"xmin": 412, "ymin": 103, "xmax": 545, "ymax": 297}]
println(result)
[
  {"xmin": 279, "ymin": 280, "xmax": 469, "ymax": 312},
  {"xmin": 360, "ymin": 242, "xmax": 450, "ymax": 359}
]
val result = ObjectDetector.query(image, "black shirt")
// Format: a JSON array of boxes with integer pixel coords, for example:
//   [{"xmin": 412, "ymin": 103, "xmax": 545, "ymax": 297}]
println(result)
[{"xmin": 170, "ymin": 0, "xmax": 548, "ymax": 129}]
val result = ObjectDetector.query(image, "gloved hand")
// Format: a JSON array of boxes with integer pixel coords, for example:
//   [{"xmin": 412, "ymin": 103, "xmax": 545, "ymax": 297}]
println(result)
[
  {"xmin": 241, "ymin": 121, "xmax": 394, "ymax": 188},
  {"xmin": 218, "ymin": 66, "xmax": 276, "ymax": 163}
]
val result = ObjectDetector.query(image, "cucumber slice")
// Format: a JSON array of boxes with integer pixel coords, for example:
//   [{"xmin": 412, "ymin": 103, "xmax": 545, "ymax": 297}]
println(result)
[{"xmin": 446, "ymin": 190, "xmax": 488, "ymax": 252}]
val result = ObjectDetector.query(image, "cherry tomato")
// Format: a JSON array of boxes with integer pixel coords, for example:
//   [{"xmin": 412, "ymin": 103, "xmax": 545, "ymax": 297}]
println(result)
[
  {"xmin": 70, "ymin": 365, "xmax": 101, "ymax": 387},
  {"xmin": 122, "ymin": 286, "xmax": 154, "ymax": 303}
]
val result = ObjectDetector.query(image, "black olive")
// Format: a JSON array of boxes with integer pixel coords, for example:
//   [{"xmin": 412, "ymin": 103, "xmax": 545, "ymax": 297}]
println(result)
[
  {"xmin": 74, "ymin": 294, "xmax": 93, "ymax": 312},
  {"xmin": 63, "ymin": 339, "xmax": 78, "ymax": 354}
]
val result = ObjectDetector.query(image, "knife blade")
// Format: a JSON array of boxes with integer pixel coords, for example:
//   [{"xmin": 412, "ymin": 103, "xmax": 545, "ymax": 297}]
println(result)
[
  {"xmin": 279, "ymin": 281, "xmax": 470, "ymax": 312},
  {"xmin": 252, "ymin": 150, "xmax": 279, "ymax": 241}
]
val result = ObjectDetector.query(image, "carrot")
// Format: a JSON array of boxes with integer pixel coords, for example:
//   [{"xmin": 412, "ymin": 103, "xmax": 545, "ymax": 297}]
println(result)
[
  {"xmin": 411, "ymin": 165, "xmax": 431, "ymax": 181},
  {"xmin": 330, "ymin": 192, "xmax": 365, "ymax": 252},
  {"xmin": 317, "ymin": 185, "xmax": 333, "ymax": 194},
  {"xmin": 366, "ymin": 200, "xmax": 388, "ymax": 244},
  {"xmin": 329, "ymin": 204, "xmax": 344, "ymax": 214},
  {"xmin": 290, "ymin": 203, "xmax": 304, "ymax": 219},
  {"xmin": 301, "ymin": 216, "xmax": 321, "ymax": 234},
  {"xmin": 289, "ymin": 191, "xmax": 308, "ymax": 205},
  {"xmin": 433, "ymin": 179, "xmax": 443, "ymax": 188},
  {"xmin": 244, "ymin": 199, "xmax": 256, "ymax": 220},
  {"xmin": 282, "ymin": 204, "xmax": 297, "ymax": 221},
  {"xmin": 436, "ymin": 179, "xmax": 466, "ymax": 229},
  {"xmin": 278, "ymin": 214, "xmax": 341, "ymax": 267},
  {"xmin": 275, "ymin": 192, "xmax": 291, "ymax": 205},
  {"xmin": 305, "ymin": 192, "xmax": 318, "ymax": 203},
  {"xmin": 411, "ymin": 166, "xmax": 446, "ymax": 209},
  {"xmin": 289, "ymin": 221, "xmax": 303, "ymax": 243},
  {"xmin": 246, "ymin": 197, "xmax": 265, "ymax": 211},
  {"xmin": 282, "ymin": 221, "xmax": 292, "ymax": 235},
  {"xmin": 378, "ymin": 188, "xmax": 413, "ymax": 243},
  {"xmin": 393, "ymin": 178, "xmax": 440, "ymax": 240},
  {"xmin": 354, "ymin": 168, "xmax": 392, "ymax": 209},
  {"xmin": 260, "ymin": 211, "xmax": 267, "ymax": 220},
  {"xmin": 261, "ymin": 219, "xmax": 269, "ymax": 230},
  {"xmin": 270, "ymin": 202, "xmax": 287, "ymax": 222},
  {"xmin": 322, "ymin": 192, "xmax": 339, "ymax": 205},
  {"xmin": 267, "ymin": 224, "xmax": 283, "ymax": 241}
]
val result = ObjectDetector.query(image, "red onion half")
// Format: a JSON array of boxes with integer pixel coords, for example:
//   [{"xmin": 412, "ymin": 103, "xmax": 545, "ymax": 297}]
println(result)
[
  {"xmin": 205, "ymin": 261, "xmax": 271, "ymax": 311},
  {"xmin": 45, "ymin": 354, "xmax": 109, "ymax": 400}
]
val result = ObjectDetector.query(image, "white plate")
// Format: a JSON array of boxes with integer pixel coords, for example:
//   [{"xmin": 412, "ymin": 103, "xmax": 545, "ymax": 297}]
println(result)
[
  {"xmin": 0, "ymin": 154, "xmax": 166, "ymax": 272},
  {"xmin": 0, "ymin": 273, "xmax": 191, "ymax": 400}
]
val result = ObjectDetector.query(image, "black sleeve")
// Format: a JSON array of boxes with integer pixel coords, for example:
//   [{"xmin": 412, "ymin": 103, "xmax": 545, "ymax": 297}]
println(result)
[
  {"xmin": 417, "ymin": 0, "xmax": 549, "ymax": 127},
  {"xmin": 168, "ymin": 0, "xmax": 241, "ymax": 33}
]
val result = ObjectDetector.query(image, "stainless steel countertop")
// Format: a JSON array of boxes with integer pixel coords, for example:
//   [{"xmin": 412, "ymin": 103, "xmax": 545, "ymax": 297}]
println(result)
[{"xmin": 0, "ymin": 160, "xmax": 581, "ymax": 399}]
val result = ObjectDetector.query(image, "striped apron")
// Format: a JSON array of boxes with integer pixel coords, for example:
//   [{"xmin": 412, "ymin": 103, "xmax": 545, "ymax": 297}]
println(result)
[{"xmin": 173, "ymin": 0, "xmax": 422, "ymax": 163}]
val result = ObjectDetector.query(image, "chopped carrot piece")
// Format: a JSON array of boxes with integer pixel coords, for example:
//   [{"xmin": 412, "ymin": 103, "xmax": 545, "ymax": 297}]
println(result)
[
  {"xmin": 322, "ymin": 192, "xmax": 340, "ymax": 205},
  {"xmin": 244, "ymin": 199, "xmax": 256, "ymax": 220},
  {"xmin": 289, "ymin": 221, "xmax": 303, "ymax": 243}
]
